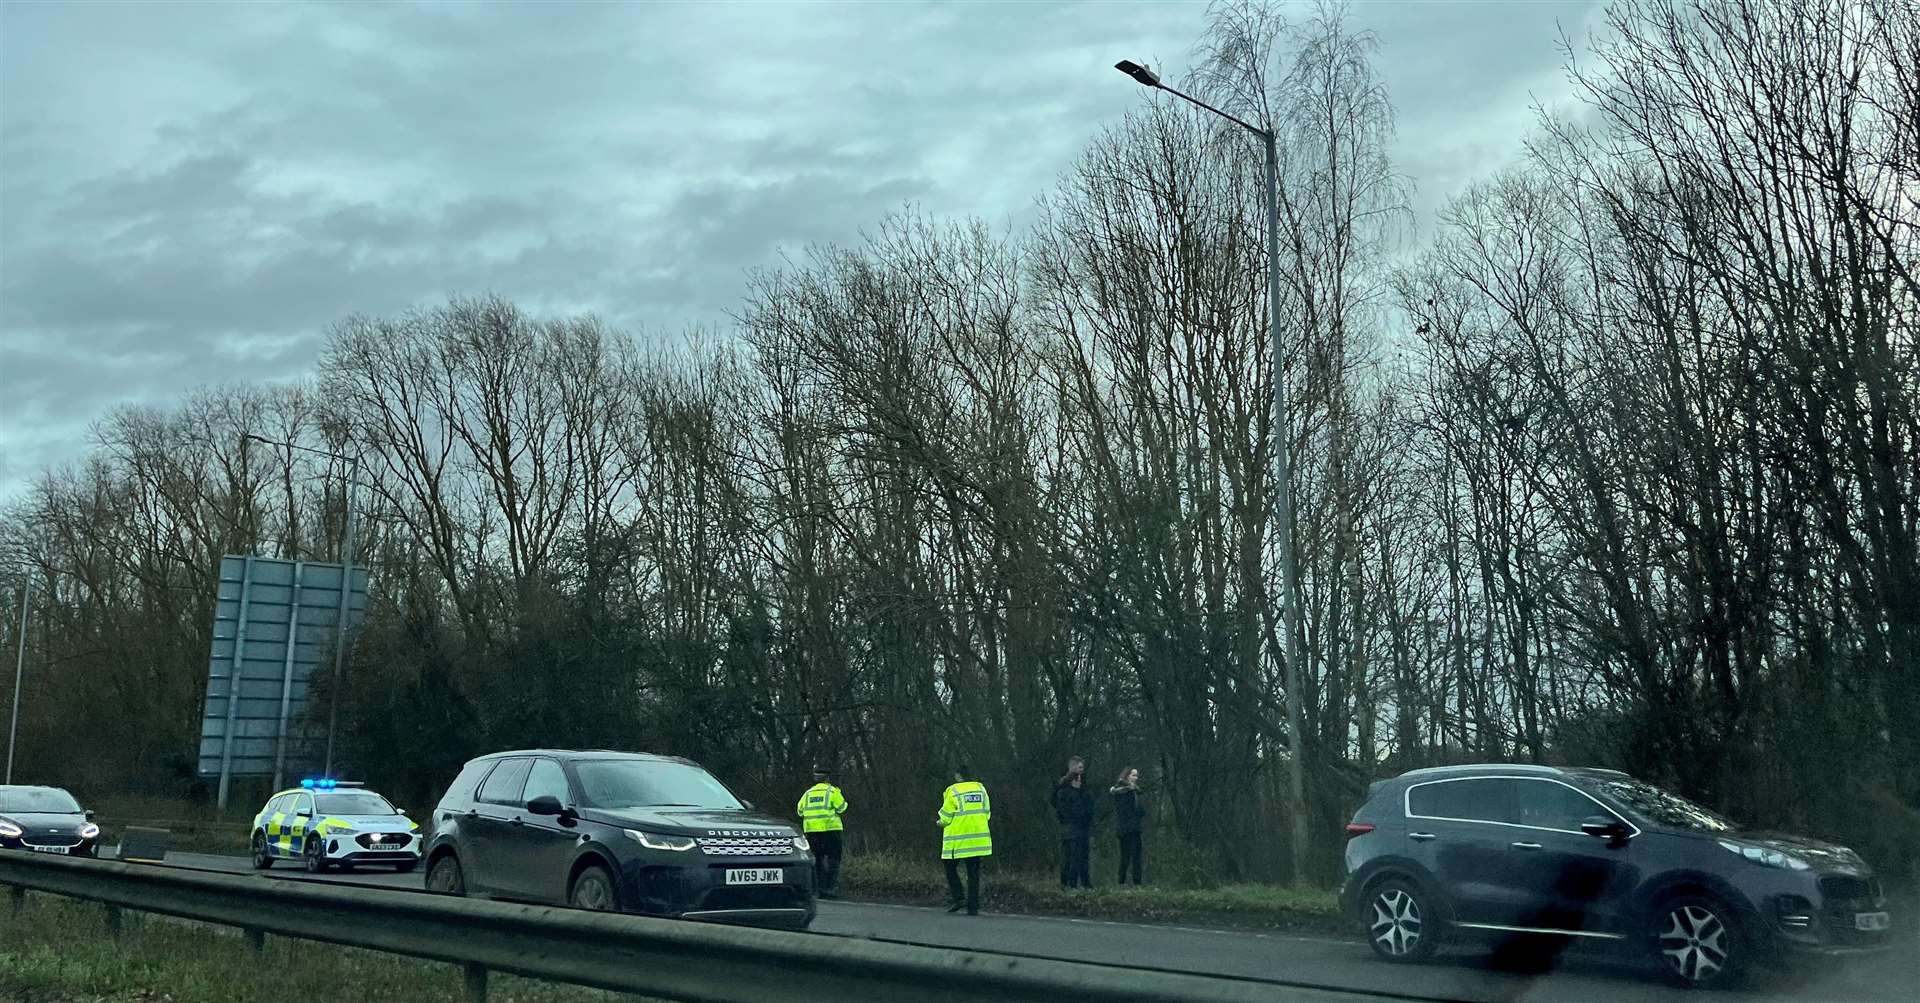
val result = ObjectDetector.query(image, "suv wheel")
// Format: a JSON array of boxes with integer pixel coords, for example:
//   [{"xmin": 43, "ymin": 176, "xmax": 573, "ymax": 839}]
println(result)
[
  {"xmin": 569, "ymin": 864, "xmax": 618, "ymax": 911},
  {"xmin": 427, "ymin": 853, "xmax": 466, "ymax": 896},
  {"xmin": 1653, "ymin": 895, "xmax": 1744, "ymax": 988},
  {"xmin": 1365, "ymin": 879, "xmax": 1438, "ymax": 962}
]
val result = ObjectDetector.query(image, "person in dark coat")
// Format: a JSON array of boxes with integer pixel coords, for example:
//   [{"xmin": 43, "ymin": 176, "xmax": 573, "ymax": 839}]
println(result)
[
  {"xmin": 1051, "ymin": 755, "xmax": 1095, "ymax": 888},
  {"xmin": 1110, "ymin": 766, "xmax": 1145, "ymax": 885}
]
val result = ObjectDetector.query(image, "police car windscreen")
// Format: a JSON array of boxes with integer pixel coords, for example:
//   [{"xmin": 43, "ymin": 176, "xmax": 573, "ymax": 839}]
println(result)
[
  {"xmin": 314, "ymin": 791, "xmax": 398, "ymax": 815},
  {"xmin": 575, "ymin": 760, "xmax": 743, "ymax": 810},
  {"xmin": 0, "ymin": 788, "xmax": 81, "ymax": 813}
]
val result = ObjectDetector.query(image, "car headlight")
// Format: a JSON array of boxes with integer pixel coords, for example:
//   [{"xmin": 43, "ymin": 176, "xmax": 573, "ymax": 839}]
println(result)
[
  {"xmin": 793, "ymin": 836, "xmax": 811, "ymax": 853},
  {"xmin": 1718, "ymin": 839, "xmax": 1811, "ymax": 871},
  {"xmin": 78, "ymin": 823, "xmax": 101, "ymax": 840},
  {"xmin": 0, "ymin": 821, "xmax": 20, "ymax": 839},
  {"xmin": 625, "ymin": 829, "xmax": 697, "ymax": 852}
]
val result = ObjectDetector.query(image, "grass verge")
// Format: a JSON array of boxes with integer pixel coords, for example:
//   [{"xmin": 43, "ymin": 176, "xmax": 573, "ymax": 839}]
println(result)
[
  {"xmin": 838, "ymin": 851, "xmax": 1346, "ymax": 935},
  {"xmin": 0, "ymin": 893, "xmax": 655, "ymax": 1003}
]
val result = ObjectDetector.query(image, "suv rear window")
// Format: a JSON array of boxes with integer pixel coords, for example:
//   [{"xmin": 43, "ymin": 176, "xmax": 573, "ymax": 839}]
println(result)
[
  {"xmin": 438, "ymin": 759, "xmax": 497, "ymax": 811},
  {"xmin": 477, "ymin": 758, "xmax": 534, "ymax": 805},
  {"xmin": 1407, "ymin": 778, "xmax": 1515, "ymax": 824}
]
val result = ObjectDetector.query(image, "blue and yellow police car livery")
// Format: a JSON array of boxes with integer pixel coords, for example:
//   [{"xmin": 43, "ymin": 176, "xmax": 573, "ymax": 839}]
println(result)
[{"xmin": 249, "ymin": 779, "xmax": 421, "ymax": 873}]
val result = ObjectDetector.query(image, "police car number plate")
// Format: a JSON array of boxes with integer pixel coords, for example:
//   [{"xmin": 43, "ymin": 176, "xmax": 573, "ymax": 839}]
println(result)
[
  {"xmin": 27, "ymin": 844, "xmax": 68, "ymax": 854},
  {"xmin": 725, "ymin": 868, "xmax": 782, "ymax": 885},
  {"xmin": 1855, "ymin": 912, "xmax": 1889, "ymax": 932}
]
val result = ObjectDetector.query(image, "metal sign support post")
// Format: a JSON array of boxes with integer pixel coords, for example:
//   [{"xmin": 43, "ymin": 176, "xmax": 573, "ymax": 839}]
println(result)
[
  {"xmin": 271, "ymin": 562, "xmax": 305, "ymax": 792},
  {"xmin": 216, "ymin": 556, "xmax": 257, "ymax": 810}
]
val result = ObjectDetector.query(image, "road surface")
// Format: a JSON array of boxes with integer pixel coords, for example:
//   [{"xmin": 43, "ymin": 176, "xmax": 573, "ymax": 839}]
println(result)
[{"xmin": 152, "ymin": 852, "xmax": 1915, "ymax": 1002}]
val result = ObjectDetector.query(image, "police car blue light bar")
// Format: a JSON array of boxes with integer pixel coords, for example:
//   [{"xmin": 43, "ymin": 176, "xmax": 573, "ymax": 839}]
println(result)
[{"xmin": 299, "ymin": 779, "xmax": 365, "ymax": 790}]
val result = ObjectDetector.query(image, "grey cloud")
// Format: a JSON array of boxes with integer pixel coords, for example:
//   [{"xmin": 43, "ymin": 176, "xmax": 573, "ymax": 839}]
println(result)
[{"xmin": 1, "ymin": 0, "xmax": 1597, "ymax": 502}]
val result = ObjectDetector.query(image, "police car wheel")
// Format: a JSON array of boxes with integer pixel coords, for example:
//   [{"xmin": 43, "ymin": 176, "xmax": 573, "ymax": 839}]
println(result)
[
  {"xmin": 569, "ymin": 865, "xmax": 618, "ymax": 911},
  {"xmin": 250, "ymin": 833, "xmax": 272, "ymax": 870},
  {"xmin": 305, "ymin": 837, "xmax": 330, "ymax": 873}
]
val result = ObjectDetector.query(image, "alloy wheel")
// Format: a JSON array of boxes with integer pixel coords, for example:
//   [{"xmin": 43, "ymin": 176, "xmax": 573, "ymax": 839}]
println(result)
[
  {"xmin": 427, "ymin": 856, "xmax": 464, "ymax": 895},
  {"xmin": 571, "ymin": 868, "xmax": 616, "ymax": 911},
  {"xmin": 1659, "ymin": 903, "xmax": 1731, "ymax": 985},
  {"xmin": 1371, "ymin": 888, "xmax": 1424, "ymax": 957}
]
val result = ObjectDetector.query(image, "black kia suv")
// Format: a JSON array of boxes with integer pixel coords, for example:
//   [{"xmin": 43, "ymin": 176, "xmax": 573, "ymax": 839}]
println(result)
[
  {"xmin": 423, "ymin": 750, "xmax": 814, "ymax": 929},
  {"xmin": 1340, "ymin": 764, "xmax": 1893, "ymax": 988}
]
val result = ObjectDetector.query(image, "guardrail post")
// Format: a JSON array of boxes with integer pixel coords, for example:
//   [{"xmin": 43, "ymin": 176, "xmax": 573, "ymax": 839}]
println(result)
[
  {"xmin": 104, "ymin": 904, "xmax": 123, "ymax": 938},
  {"xmin": 8, "ymin": 886, "xmax": 21, "ymax": 916},
  {"xmin": 463, "ymin": 962, "xmax": 488, "ymax": 1003},
  {"xmin": 244, "ymin": 927, "xmax": 265, "ymax": 952}
]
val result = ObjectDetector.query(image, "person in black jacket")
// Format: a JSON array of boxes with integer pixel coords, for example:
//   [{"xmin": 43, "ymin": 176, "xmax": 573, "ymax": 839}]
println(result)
[
  {"xmin": 1110, "ymin": 766, "xmax": 1145, "ymax": 884},
  {"xmin": 1051, "ymin": 755, "xmax": 1095, "ymax": 888}
]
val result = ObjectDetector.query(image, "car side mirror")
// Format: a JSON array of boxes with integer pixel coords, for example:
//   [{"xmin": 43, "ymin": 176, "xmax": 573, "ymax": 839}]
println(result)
[
  {"xmin": 742, "ymin": 800, "xmax": 755, "ymax": 811},
  {"xmin": 397, "ymin": 807, "xmax": 409, "ymax": 816},
  {"xmin": 526, "ymin": 795, "xmax": 566, "ymax": 817},
  {"xmin": 1581, "ymin": 816, "xmax": 1629, "ymax": 841},
  {"xmin": 84, "ymin": 809, "xmax": 96, "ymax": 821}
]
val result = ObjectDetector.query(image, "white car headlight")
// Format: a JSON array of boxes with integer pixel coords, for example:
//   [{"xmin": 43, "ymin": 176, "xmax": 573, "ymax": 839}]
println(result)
[
  {"xmin": 625, "ymin": 829, "xmax": 697, "ymax": 852},
  {"xmin": 0, "ymin": 821, "xmax": 22, "ymax": 839},
  {"xmin": 1717, "ymin": 839, "xmax": 1811, "ymax": 871},
  {"xmin": 793, "ymin": 836, "xmax": 811, "ymax": 853},
  {"xmin": 79, "ymin": 823, "xmax": 101, "ymax": 840}
]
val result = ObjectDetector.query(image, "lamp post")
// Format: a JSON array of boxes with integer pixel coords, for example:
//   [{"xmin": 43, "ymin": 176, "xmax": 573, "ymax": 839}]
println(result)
[
  {"xmin": 7, "ymin": 577, "xmax": 28, "ymax": 784},
  {"xmin": 1114, "ymin": 60, "xmax": 1312, "ymax": 882},
  {"xmin": 244, "ymin": 433, "xmax": 361, "ymax": 777}
]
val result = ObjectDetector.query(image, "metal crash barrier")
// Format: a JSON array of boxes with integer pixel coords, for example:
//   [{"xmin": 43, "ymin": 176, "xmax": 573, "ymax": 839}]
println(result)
[{"xmin": 0, "ymin": 853, "xmax": 1402, "ymax": 1003}]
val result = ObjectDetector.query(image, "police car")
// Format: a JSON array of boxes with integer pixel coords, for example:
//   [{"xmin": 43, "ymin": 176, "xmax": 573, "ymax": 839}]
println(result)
[{"xmin": 249, "ymin": 779, "xmax": 421, "ymax": 873}]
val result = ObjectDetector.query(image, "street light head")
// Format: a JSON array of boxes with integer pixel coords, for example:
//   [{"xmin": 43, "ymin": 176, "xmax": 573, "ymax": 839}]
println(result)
[{"xmin": 1115, "ymin": 60, "xmax": 1160, "ymax": 88}]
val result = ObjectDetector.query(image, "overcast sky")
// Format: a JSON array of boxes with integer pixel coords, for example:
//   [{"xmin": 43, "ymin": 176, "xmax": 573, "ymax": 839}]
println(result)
[{"xmin": 0, "ymin": 0, "xmax": 1603, "ymax": 503}]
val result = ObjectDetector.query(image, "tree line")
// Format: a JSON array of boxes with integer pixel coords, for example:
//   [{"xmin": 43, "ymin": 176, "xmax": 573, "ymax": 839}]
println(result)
[{"xmin": 4, "ymin": 0, "xmax": 1914, "ymax": 884}]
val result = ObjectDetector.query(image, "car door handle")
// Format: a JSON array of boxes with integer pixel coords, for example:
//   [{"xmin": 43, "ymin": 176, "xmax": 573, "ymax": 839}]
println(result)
[
  {"xmin": 1511, "ymin": 841, "xmax": 1542, "ymax": 850},
  {"xmin": 1410, "ymin": 832, "xmax": 1437, "ymax": 842}
]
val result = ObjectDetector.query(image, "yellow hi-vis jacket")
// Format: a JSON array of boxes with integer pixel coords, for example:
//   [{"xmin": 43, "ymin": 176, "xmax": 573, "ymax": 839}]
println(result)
[
  {"xmin": 797, "ymin": 782, "xmax": 848, "ymax": 833},
  {"xmin": 937, "ymin": 780, "xmax": 992, "ymax": 859}
]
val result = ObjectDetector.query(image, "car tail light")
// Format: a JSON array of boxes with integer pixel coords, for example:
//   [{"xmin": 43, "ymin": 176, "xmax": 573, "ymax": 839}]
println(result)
[{"xmin": 1345, "ymin": 823, "xmax": 1376, "ymax": 838}]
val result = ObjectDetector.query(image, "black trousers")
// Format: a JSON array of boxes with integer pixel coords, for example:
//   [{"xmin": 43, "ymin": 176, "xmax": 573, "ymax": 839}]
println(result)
[
  {"xmin": 806, "ymin": 831, "xmax": 842, "ymax": 895},
  {"xmin": 1116, "ymin": 832, "xmax": 1143, "ymax": 884},
  {"xmin": 1060, "ymin": 834, "xmax": 1092, "ymax": 888},
  {"xmin": 944, "ymin": 856, "xmax": 983, "ymax": 914}
]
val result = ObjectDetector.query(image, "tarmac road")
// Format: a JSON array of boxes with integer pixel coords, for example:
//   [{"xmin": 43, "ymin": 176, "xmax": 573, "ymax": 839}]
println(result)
[{"xmin": 155, "ymin": 851, "xmax": 1916, "ymax": 1002}]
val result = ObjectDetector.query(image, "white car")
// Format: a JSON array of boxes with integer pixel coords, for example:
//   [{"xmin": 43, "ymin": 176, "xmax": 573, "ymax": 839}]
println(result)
[{"xmin": 250, "ymin": 780, "xmax": 421, "ymax": 872}]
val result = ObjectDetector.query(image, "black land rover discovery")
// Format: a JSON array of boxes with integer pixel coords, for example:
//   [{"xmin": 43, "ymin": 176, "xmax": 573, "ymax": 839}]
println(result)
[{"xmin": 423, "ymin": 749, "xmax": 814, "ymax": 929}]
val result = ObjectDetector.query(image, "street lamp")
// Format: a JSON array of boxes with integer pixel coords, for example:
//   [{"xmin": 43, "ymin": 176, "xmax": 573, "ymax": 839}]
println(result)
[
  {"xmin": 243, "ymin": 433, "xmax": 361, "ymax": 780},
  {"xmin": 1114, "ymin": 60, "xmax": 1312, "ymax": 882},
  {"xmin": 7, "ymin": 576, "xmax": 28, "ymax": 784}
]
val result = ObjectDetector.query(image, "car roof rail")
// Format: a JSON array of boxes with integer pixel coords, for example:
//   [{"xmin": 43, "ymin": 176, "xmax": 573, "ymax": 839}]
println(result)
[{"xmin": 1397, "ymin": 763, "xmax": 1565, "ymax": 778}]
